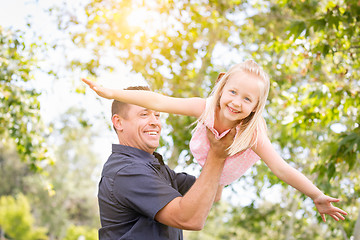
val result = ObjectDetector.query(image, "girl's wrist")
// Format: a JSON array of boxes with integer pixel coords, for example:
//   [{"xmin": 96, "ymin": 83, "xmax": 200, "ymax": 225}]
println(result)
[{"xmin": 311, "ymin": 192, "xmax": 325, "ymax": 202}]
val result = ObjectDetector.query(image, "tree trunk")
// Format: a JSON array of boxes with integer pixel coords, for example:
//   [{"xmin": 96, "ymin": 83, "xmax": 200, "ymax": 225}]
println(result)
[
  {"xmin": 353, "ymin": 207, "xmax": 360, "ymax": 240},
  {"xmin": 338, "ymin": 223, "xmax": 348, "ymax": 240},
  {"xmin": 0, "ymin": 227, "xmax": 4, "ymax": 240},
  {"xmin": 284, "ymin": 192, "xmax": 298, "ymax": 240},
  {"xmin": 168, "ymin": 144, "xmax": 180, "ymax": 169}
]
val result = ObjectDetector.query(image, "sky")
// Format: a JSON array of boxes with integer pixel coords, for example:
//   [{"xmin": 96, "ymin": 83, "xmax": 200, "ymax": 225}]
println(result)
[
  {"xmin": 0, "ymin": 0, "xmax": 146, "ymax": 153},
  {"xmin": 0, "ymin": 0, "xmax": 285, "ymax": 207}
]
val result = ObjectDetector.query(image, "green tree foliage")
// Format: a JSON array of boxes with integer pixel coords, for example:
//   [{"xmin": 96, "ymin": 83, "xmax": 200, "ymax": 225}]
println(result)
[
  {"xmin": 241, "ymin": 2, "xmax": 360, "ymax": 237},
  {"xmin": 0, "ymin": 27, "xmax": 52, "ymax": 171},
  {"xmin": 241, "ymin": 0, "xmax": 360, "ymax": 182},
  {"xmin": 0, "ymin": 140, "xmax": 33, "ymax": 196},
  {"xmin": 187, "ymin": 186, "xmax": 352, "ymax": 239},
  {"xmin": 0, "ymin": 194, "xmax": 47, "ymax": 240},
  {"xmin": 62, "ymin": 224, "xmax": 97, "ymax": 240}
]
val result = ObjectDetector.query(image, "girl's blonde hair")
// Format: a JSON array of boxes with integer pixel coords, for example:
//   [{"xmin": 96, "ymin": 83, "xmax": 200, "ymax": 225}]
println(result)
[{"xmin": 197, "ymin": 59, "xmax": 270, "ymax": 156}]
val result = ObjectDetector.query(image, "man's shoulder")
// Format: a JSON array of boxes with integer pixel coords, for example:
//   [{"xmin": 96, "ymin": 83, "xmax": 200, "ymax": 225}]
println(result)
[
  {"xmin": 102, "ymin": 153, "xmax": 133, "ymax": 177},
  {"xmin": 102, "ymin": 153, "xmax": 156, "ymax": 178}
]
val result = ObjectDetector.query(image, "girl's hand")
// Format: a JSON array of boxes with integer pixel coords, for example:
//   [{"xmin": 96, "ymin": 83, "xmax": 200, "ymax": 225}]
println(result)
[
  {"xmin": 82, "ymin": 78, "xmax": 114, "ymax": 99},
  {"xmin": 313, "ymin": 194, "xmax": 348, "ymax": 222}
]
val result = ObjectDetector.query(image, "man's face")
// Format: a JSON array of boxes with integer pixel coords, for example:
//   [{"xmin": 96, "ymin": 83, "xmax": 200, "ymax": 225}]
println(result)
[{"xmin": 118, "ymin": 104, "xmax": 161, "ymax": 153}]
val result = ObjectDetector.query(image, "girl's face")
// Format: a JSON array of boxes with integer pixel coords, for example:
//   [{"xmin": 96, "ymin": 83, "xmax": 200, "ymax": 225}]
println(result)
[{"xmin": 218, "ymin": 71, "xmax": 261, "ymax": 127}]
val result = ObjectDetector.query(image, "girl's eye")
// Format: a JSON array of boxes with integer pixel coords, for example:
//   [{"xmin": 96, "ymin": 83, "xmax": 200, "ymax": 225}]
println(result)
[
  {"xmin": 245, "ymin": 97, "xmax": 251, "ymax": 102},
  {"xmin": 230, "ymin": 90, "xmax": 236, "ymax": 95}
]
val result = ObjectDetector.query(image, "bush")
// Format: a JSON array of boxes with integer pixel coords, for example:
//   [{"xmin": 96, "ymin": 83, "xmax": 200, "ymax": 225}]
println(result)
[
  {"xmin": 0, "ymin": 194, "xmax": 48, "ymax": 240},
  {"xmin": 62, "ymin": 224, "xmax": 98, "ymax": 240}
]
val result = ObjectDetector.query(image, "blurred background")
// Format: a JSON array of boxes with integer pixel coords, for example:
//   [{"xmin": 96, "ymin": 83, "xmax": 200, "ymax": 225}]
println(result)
[{"xmin": 0, "ymin": 0, "xmax": 359, "ymax": 239}]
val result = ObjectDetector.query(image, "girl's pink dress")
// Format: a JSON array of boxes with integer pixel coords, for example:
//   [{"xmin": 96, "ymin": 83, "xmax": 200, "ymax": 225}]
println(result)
[{"xmin": 189, "ymin": 98, "xmax": 260, "ymax": 186}]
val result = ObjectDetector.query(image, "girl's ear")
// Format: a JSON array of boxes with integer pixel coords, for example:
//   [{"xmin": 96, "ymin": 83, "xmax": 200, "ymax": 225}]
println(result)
[
  {"xmin": 216, "ymin": 72, "xmax": 226, "ymax": 84},
  {"xmin": 112, "ymin": 114, "xmax": 123, "ymax": 132}
]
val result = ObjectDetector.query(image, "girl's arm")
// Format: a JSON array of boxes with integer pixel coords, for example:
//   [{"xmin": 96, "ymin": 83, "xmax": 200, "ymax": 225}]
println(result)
[
  {"xmin": 82, "ymin": 78, "xmax": 205, "ymax": 118},
  {"xmin": 252, "ymin": 133, "xmax": 348, "ymax": 222}
]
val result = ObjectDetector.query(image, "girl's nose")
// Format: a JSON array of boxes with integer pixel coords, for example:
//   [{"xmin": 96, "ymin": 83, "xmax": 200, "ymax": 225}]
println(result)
[{"xmin": 232, "ymin": 98, "xmax": 242, "ymax": 108}]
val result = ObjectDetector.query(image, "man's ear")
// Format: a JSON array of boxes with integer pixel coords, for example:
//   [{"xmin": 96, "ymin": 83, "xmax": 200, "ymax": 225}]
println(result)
[{"xmin": 112, "ymin": 114, "xmax": 123, "ymax": 132}]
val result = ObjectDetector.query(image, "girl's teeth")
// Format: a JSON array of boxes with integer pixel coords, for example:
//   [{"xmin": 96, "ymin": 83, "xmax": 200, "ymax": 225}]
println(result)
[{"xmin": 229, "ymin": 107, "xmax": 239, "ymax": 113}]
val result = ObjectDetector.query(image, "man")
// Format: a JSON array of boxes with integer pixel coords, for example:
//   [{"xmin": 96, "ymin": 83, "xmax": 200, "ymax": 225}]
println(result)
[{"xmin": 98, "ymin": 86, "xmax": 234, "ymax": 239}]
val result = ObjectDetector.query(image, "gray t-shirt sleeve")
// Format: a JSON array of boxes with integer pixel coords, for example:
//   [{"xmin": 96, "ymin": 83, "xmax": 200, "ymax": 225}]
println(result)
[{"xmin": 173, "ymin": 171, "xmax": 196, "ymax": 195}]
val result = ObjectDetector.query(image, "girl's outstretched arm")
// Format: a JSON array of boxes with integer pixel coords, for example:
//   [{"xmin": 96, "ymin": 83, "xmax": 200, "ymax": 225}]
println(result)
[
  {"xmin": 82, "ymin": 78, "xmax": 205, "ymax": 118},
  {"xmin": 252, "ymin": 133, "xmax": 348, "ymax": 222}
]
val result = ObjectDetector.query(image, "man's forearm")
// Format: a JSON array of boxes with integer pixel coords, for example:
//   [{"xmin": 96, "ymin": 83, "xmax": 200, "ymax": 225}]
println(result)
[
  {"xmin": 155, "ymin": 150, "xmax": 225, "ymax": 230},
  {"xmin": 177, "ymin": 150, "xmax": 225, "ymax": 228}
]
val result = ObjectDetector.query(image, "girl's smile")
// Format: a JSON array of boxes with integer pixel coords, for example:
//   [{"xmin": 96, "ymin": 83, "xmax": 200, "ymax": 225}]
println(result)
[{"xmin": 226, "ymin": 105, "xmax": 241, "ymax": 114}]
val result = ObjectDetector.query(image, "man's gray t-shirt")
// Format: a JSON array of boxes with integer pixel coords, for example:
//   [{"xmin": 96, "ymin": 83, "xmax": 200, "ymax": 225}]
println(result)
[{"xmin": 98, "ymin": 144, "xmax": 196, "ymax": 239}]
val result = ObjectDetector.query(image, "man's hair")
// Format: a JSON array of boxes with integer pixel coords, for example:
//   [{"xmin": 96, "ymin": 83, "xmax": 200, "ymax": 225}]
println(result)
[{"xmin": 111, "ymin": 85, "xmax": 151, "ymax": 133}]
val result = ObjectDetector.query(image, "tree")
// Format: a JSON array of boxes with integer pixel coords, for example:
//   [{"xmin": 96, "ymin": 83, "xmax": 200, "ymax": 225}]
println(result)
[
  {"xmin": 27, "ymin": 107, "xmax": 101, "ymax": 239},
  {"xmin": 240, "ymin": 1, "xmax": 359, "ymax": 238},
  {"xmin": 0, "ymin": 26, "xmax": 52, "ymax": 171},
  {"xmin": 1, "ymin": 7, "xmax": 102, "ymax": 240},
  {"xmin": 0, "ymin": 107, "xmax": 101, "ymax": 239}
]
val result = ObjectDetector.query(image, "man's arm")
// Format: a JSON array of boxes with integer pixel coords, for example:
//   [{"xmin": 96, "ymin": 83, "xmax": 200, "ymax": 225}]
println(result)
[{"xmin": 155, "ymin": 128, "xmax": 235, "ymax": 230}]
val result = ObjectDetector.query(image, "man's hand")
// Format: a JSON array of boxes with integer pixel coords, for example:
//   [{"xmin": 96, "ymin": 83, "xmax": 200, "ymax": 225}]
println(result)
[
  {"xmin": 155, "ymin": 127, "xmax": 235, "ymax": 230},
  {"xmin": 206, "ymin": 127, "xmax": 235, "ymax": 160},
  {"xmin": 313, "ymin": 194, "xmax": 348, "ymax": 222},
  {"xmin": 82, "ymin": 78, "xmax": 114, "ymax": 99}
]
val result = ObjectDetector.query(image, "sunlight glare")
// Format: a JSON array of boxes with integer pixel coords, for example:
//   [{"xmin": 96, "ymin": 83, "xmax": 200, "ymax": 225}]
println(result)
[
  {"xmin": 127, "ymin": 7, "xmax": 149, "ymax": 28},
  {"xmin": 125, "ymin": 5, "xmax": 162, "ymax": 37}
]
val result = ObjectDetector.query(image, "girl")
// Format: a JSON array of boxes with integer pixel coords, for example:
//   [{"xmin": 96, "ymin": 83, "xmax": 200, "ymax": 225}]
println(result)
[{"xmin": 82, "ymin": 59, "xmax": 347, "ymax": 222}]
